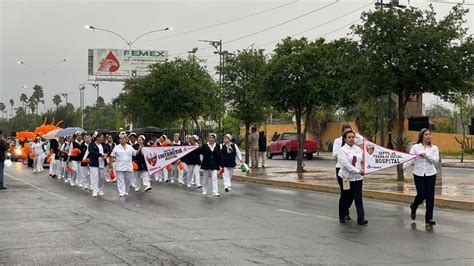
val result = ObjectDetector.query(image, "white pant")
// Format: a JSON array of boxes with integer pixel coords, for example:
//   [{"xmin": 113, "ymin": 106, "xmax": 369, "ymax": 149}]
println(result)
[
  {"xmin": 78, "ymin": 166, "xmax": 89, "ymax": 188},
  {"xmin": 34, "ymin": 153, "xmax": 45, "ymax": 172},
  {"xmin": 202, "ymin": 169, "xmax": 218, "ymax": 194},
  {"xmin": 90, "ymin": 167, "xmax": 106, "ymax": 196},
  {"xmin": 130, "ymin": 170, "xmax": 137, "ymax": 188},
  {"xmin": 223, "ymin": 167, "xmax": 235, "ymax": 189},
  {"xmin": 155, "ymin": 168, "xmax": 168, "ymax": 182},
  {"xmin": 56, "ymin": 159, "xmax": 64, "ymax": 178},
  {"xmin": 186, "ymin": 164, "xmax": 201, "ymax": 186},
  {"xmin": 49, "ymin": 156, "xmax": 56, "ymax": 175},
  {"xmin": 135, "ymin": 171, "xmax": 151, "ymax": 190},
  {"xmin": 69, "ymin": 161, "xmax": 80, "ymax": 186},
  {"xmin": 171, "ymin": 163, "xmax": 184, "ymax": 183},
  {"xmin": 116, "ymin": 171, "xmax": 133, "ymax": 196}
]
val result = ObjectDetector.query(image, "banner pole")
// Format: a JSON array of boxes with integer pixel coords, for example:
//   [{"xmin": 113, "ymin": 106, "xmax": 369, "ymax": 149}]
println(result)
[{"xmin": 362, "ymin": 139, "xmax": 366, "ymax": 175}]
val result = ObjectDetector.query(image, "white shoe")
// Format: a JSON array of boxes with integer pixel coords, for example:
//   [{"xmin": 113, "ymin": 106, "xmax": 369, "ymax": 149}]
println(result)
[
  {"xmin": 71, "ymin": 183, "xmax": 76, "ymax": 187},
  {"xmin": 78, "ymin": 184, "xmax": 83, "ymax": 188},
  {"xmin": 125, "ymin": 193, "xmax": 129, "ymax": 196},
  {"xmin": 98, "ymin": 191, "xmax": 104, "ymax": 196},
  {"xmin": 202, "ymin": 191, "xmax": 207, "ymax": 195},
  {"xmin": 213, "ymin": 193, "xmax": 220, "ymax": 197},
  {"xmin": 187, "ymin": 184, "xmax": 192, "ymax": 188},
  {"xmin": 65, "ymin": 179, "xmax": 69, "ymax": 183},
  {"xmin": 135, "ymin": 188, "xmax": 140, "ymax": 192},
  {"xmin": 57, "ymin": 176, "xmax": 62, "ymax": 180},
  {"xmin": 92, "ymin": 193, "xmax": 98, "ymax": 198}
]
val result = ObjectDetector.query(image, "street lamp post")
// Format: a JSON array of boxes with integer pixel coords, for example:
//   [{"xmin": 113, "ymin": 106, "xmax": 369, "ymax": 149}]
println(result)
[{"xmin": 79, "ymin": 84, "xmax": 86, "ymax": 129}]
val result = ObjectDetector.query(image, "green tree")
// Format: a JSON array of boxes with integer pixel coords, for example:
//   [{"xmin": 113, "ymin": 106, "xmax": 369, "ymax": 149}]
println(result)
[
  {"xmin": 220, "ymin": 47, "xmax": 268, "ymax": 163},
  {"xmin": 352, "ymin": 4, "xmax": 471, "ymax": 180},
  {"xmin": 52, "ymin": 95, "xmax": 62, "ymax": 110},
  {"xmin": 9, "ymin": 99, "xmax": 14, "ymax": 119},
  {"xmin": 426, "ymin": 103, "xmax": 453, "ymax": 118},
  {"xmin": 117, "ymin": 57, "xmax": 219, "ymax": 129},
  {"xmin": 262, "ymin": 38, "xmax": 343, "ymax": 179}
]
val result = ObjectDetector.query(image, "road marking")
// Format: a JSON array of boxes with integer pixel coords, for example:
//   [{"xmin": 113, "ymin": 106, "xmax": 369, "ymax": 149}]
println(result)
[
  {"xmin": 5, "ymin": 172, "xmax": 67, "ymax": 200},
  {"xmin": 277, "ymin": 209, "xmax": 311, "ymax": 216}
]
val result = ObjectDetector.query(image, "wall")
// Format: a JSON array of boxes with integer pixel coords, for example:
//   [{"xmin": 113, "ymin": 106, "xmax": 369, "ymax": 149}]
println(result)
[{"xmin": 242, "ymin": 121, "xmax": 472, "ymax": 153}]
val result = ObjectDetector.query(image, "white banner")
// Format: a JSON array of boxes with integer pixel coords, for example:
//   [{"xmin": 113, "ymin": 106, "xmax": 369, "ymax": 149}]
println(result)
[
  {"xmin": 142, "ymin": 146, "xmax": 198, "ymax": 176},
  {"xmin": 363, "ymin": 140, "xmax": 419, "ymax": 174}
]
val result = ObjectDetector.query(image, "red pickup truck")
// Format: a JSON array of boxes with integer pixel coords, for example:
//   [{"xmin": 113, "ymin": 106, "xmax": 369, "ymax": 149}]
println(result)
[{"xmin": 266, "ymin": 132, "xmax": 318, "ymax": 160}]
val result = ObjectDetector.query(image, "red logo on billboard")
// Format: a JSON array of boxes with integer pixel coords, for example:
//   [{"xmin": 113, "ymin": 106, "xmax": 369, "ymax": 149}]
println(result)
[{"xmin": 97, "ymin": 51, "xmax": 120, "ymax": 72}]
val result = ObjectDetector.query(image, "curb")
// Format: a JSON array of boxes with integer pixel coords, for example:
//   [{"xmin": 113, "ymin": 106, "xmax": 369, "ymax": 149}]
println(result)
[
  {"xmin": 441, "ymin": 162, "xmax": 474, "ymax": 169},
  {"xmin": 233, "ymin": 174, "xmax": 473, "ymax": 212}
]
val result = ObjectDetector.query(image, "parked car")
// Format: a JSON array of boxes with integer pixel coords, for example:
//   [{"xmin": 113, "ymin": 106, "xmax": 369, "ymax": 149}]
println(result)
[{"xmin": 266, "ymin": 132, "xmax": 318, "ymax": 160}]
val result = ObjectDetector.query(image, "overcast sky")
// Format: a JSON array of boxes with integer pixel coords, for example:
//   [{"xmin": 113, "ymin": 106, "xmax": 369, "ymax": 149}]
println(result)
[{"xmin": 1, "ymin": 0, "xmax": 473, "ymax": 115}]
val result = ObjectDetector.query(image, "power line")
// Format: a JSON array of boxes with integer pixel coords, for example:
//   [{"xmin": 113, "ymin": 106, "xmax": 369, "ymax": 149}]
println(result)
[
  {"xmin": 169, "ymin": 0, "xmax": 339, "ymax": 58},
  {"xmin": 137, "ymin": 0, "xmax": 299, "ymax": 45},
  {"xmin": 319, "ymin": 18, "xmax": 361, "ymax": 38},
  {"xmin": 255, "ymin": 1, "xmax": 374, "ymax": 49}
]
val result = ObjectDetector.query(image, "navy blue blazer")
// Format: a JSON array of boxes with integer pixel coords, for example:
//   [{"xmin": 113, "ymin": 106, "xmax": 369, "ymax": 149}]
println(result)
[{"xmin": 88, "ymin": 142, "xmax": 109, "ymax": 168}]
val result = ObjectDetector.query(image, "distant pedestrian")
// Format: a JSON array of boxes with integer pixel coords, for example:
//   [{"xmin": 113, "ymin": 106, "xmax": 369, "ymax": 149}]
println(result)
[
  {"xmin": 404, "ymin": 128, "xmax": 439, "ymax": 228},
  {"xmin": 337, "ymin": 130, "xmax": 367, "ymax": 226},
  {"xmin": 0, "ymin": 129, "xmax": 8, "ymax": 189},
  {"xmin": 220, "ymin": 134, "xmax": 242, "ymax": 192},
  {"xmin": 248, "ymin": 127, "xmax": 259, "ymax": 168},
  {"xmin": 258, "ymin": 131, "xmax": 266, "ymax": 168}
]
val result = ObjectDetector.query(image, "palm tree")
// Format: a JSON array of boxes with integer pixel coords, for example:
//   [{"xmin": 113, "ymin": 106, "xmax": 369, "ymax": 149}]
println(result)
[
  {"xmin": 52, "ymin": 95, "xmax": 62, "ymax": 110},
  {"xmin": 32, "ymin": 85, "xmax": 44, "ymax": 115},
  {"xmin": 0, "ymin": 102, "xmax": 6, "ymax": 119},
  {"xmin": 20, "ymin": 93, "xmax": 28, "ymax": 115},
  {"xmin": 9, "ymin": 99, "xmax": 14, "ymax": 119}
]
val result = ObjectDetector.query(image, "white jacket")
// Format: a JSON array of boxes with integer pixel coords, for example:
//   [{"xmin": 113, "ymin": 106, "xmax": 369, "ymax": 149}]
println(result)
[
  {"xmin": 404, "ymin": 143, "xmax": 439, "ymax": 176},
  {"xmin": 337, "ymin": 144, "xmax": 364, "ymax": 181}
]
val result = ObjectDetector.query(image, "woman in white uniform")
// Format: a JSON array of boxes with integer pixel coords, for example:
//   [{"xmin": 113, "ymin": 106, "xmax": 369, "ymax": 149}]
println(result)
[
  {"xmin": 220, "ymin": 134, "xmax": 242, "ymax": 192},
  {"xmin": 110, "ymin": 133, "xmax": 137, "ymax": 198},
  {"xmin": 88, "ymin": 132, "xmax": 108, "ymax": 198}
]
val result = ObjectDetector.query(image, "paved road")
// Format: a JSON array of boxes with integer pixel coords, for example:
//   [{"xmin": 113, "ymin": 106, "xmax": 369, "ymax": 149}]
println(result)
[
  {"xmin": 263, "ymin": 156, "xmax": 473, "ymax": 178},
  {"xmin": 1, "ymin": 163, "xmax": 473, "ymax": 264}
]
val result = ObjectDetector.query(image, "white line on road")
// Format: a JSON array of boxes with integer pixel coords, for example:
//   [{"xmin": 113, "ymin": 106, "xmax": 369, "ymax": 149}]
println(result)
[
  {"xmin": 277, "ymin": 209, "xmax": 335, "ymax": 221},
  {"xmin": 5, "ymin": 172, "xmax": 67, "ymax": 200},
  {"xmin": 277, "ymin": 209, "xmax": 312, "ymax": 216}
]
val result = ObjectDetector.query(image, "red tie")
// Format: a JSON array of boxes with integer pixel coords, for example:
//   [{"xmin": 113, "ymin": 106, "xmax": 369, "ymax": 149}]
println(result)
[{"xmin": 352, "ymin": 156, "xmax": 357, "ymax": 166}]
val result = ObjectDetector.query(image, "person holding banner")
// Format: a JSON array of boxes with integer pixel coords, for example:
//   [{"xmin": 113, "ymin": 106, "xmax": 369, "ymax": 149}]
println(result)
[
  {"xmin": 220, "ymin": 134, "xmax": 243, "ymax": 192},
  {"xmin": 333, "ymin": 124, "xmax": 354, "ymax": 221},
  {"xmin": 170, "ymin": 133, "xmax": 185, "ymax": 185},
  {"xmin": 337, "ymin": 130, "xmax": 367, "ymax": 226},
  {"xmin": 88, "ymin": 132, "xmax": 109, "ymax": 198},
  {"xmin": 132, "ymin": 135, "xmax": 152, "ymax": 192},
  {"xmin": 201, "ymin": 133, "xmax": 222, "ymax": 197},
  {"xmin": 404, "ymin": 128, "xmax": 439, "ymax": 227},
  {"xmin": 184, "ymin": 135, "xmax": 202, "ymax": 188},
  {"xmin": 156, "ymin": 135, "xmax": 171, "ymax": 183},
  {"xmin": 110, "ymin": 133, "xmax": 138, "ymax": 198}
]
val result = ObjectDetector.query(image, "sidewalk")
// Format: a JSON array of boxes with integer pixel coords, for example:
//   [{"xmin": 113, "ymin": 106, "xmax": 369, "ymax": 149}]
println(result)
[{"xmin": 233, "ymin": 166, "xmax": 474, "ymax": 212}]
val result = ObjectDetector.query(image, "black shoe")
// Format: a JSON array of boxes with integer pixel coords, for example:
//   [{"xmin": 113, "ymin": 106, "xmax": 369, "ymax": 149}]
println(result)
[
  {"xmin": 145, "ymin": 187, "xmax": 152, "ymax": 192},
  {"xmin": 410, "ymin": 205, "xmax": 416, "ymax": 220},
  {"xmin": 198, "ymin": 186, "xmax": 202, "ymax": 189},
  {"xmin": 345, "ymin": 215, "xmax": 351, "ymax": 221},
  {"xmin": 426, "ymin": 220, "xmax": 436, "ymax": 225},
  {"xmin": 357, "ymin": 220, "xmax": 368, "ymax": 226},
  {"xmin": 339, "ymin": 218, "xmax": 346, "ymax": 224},
  {"xmin": 225, "ymin": 188, "xmax": 229, "ymax": 192},
  {"xmin": 0, "ymin": 186, "xmax": 7, "ymax": 190},
  {"xmin": 165, "ymin": 180, "xmax": 169, "ymax": 183}
]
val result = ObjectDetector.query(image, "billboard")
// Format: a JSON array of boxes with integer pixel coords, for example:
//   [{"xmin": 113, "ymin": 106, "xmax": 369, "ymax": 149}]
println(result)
[{"xmin": 88, "ymin": 48, "xmax": 168, "ymax": 81}]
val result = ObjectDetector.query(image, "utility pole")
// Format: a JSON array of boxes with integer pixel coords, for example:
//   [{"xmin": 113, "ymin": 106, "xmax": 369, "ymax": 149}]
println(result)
[
  {"xmin": 91, "ymin": 83, "xmax": 100, "ymax": 129},
  {"xmin": 79, "ymin": 84, "xmax": 85, "ymax": 129}
]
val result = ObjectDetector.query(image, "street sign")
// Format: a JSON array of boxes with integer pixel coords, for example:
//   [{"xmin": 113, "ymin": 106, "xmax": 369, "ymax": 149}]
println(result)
[{"xmin": 88, "ymin": 48, "xmax": 168, "ymax": 81}]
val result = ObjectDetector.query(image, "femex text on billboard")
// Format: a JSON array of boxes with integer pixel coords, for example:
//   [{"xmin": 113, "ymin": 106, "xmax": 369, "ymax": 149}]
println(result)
[{"xmin": 88, "ymin": 49, "xmax": 168, "ymax": 81}]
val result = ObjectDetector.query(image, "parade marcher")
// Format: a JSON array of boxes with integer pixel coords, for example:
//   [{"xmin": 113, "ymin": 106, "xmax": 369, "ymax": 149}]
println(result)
[
  {"xmin": 258, "ymin": 131, "xmax": 266, "ymax": 168},
  {"xmin": 105, "ymin": 134, "xmax": 116, "ymax": 183},
  {"xmin": 33, "ymin": 137, "xmax": 46, "ymax": 173},
  {"xmin": 183, "ymin": 135, "xmax": 201, "ymax": 188},
  {"xmin": 88, "ymin": 132, "xmax": 109, "ymax": 198},
  {"xmin": 333, "ymin": 124, "xmax": 354, "ymax": 222},
  {"xmin": 220, "ymin": 134, "xmax": 242, "ymax": 192},
  {"xmin": 110, "ymin": 133, "xmax": 137, "ymax": 197},
  {"xmin": 78, "ymin": 134, "xmax": 91, "ymax": 189},
  {"xmin": 248, "ymin": 127, "xmax": 259, "ymax": 168},
  {"xmin": 404, "ymin": 128, "xmax": 439, "ymax": 228},
  {"xmin": 132, "ymin": 135, "xmax": 152, "ymax": 192},
  {"xmin": 156, "ymin": 135, "xmax": 171, "ymax": 183},
  {"xmin": 61, "ymin": 136, "xmax": 74, "ymax": 182},
  {"xmin": 129, "ymin": 132, "xmax": 138, "ymax": 146},
  {"xmin": 170, "ymin": 133, "xmax": 184, "ymax": 184},
  {"xmin": 49, "ymin": 137, "xmax": 60, "ymax": 178},
  {"xmin": 56, "ymin": 137, "xmax": 66, "ymax": 179},
  {"xmin": 337, "ymin": 130, "xmax": 367, "ymax": 225},
  {"xmin": 201, "ymin": 133, "xmax": 222, "ymax": 197},
  {"xmin": 128, "ymin": 133, "xmax": 138, "ymax": 188},
  {"xmin": 66, "ymin": 132, "xmax": 84, "ymax": 187},
  {"xmin": 0, "ymin": 129, "xmax": 7, "ymax": 190}
]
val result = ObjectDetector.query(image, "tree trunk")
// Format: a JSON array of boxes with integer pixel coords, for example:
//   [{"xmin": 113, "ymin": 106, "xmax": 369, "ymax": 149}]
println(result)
[
  {"xmin": 460, "ymin": 102, "xmax": 464, "ymax": 163},
  {"xmin": 396, "ymin": 93, "xmax": 407, "ymax": 181},
  {"xmin": 245, "ymin": 123, "xmax": 250, "ymax": 165},
  {"xmin": 296, "ymin": 105, "xmax": 304, "ymax": 180},
  {"xmin": 192, "ymin": 116, "xmax": 201, "ymax": 132}
]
